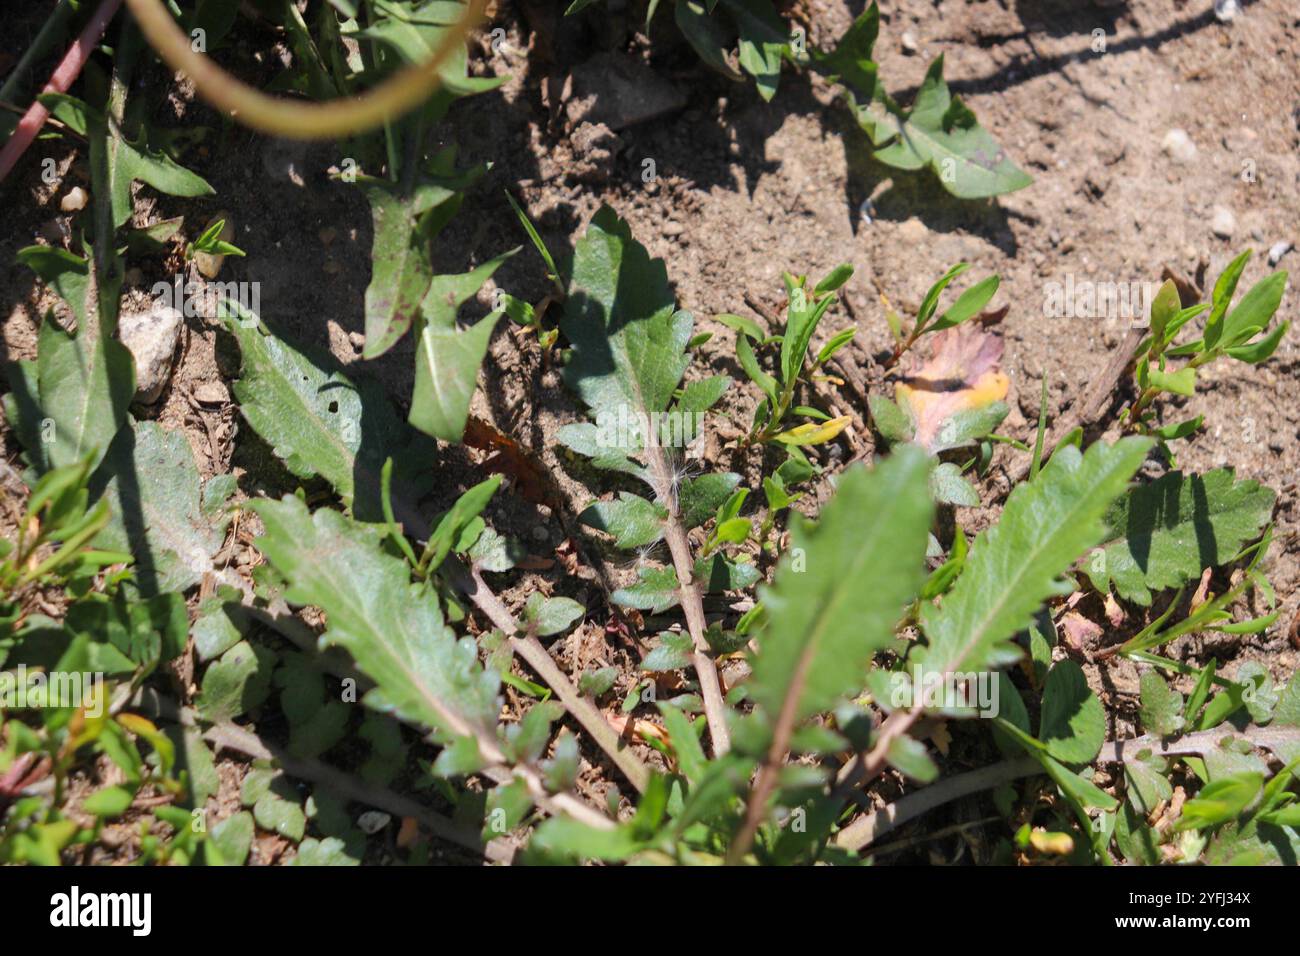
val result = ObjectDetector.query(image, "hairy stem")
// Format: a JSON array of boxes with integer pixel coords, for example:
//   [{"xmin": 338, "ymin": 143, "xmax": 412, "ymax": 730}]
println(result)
[{"xmin": 643, "ymin": 427, "xmax": 732, "ymax": 758}]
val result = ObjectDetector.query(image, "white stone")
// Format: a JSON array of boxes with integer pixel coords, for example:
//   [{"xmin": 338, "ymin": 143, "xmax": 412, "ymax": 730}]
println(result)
[
  {"xmin": 1210, "ymin": 206, "xmax": 1236, "ymax": 239},
  {"xmin": 118, "ymin": 304, "xmax": 184, "ymax": 404},
  {"xmin": 1268, "ymin": 240, "xmax": 1293, "ymax": 265},
  {"xmin": 60, "ymin": 187, "xmax": 87, "ymax": 212},
  {"xmin": 1161, "ymin": 128, "xmax": 1197, "ymax": 164},
  {"xmin": 1214, "ymin": 0, "xmax": 1241, "ymax": 23}
]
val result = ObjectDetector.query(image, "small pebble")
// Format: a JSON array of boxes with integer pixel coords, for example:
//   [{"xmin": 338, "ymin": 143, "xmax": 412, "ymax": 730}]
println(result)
[
  {"xmin": 1214, "ymin": 0, "xmax": 1241, "ymax": 22},
  {"xmin": 1161, "ymin": 128, "xmax": 1197, "ymax": 164},
  {"xmin": 1268, "ymin": 240, "xmax": 1294, "ymax": 265},
  {"xmin": 118, "ymin": 305, "xmax": 184, "ymax": 404},
  {"xmin": 357, "ymin": 811, "xmax": 391, "ymax": 835},
  {"xmin": 194, "ymin": 381, "xmax": 230, "ymax": 405},
  {"xmin": 60, "ymin": 187, "xmax": 87, "ymax": 212},
  {"xmin": 1210, "ymin": 205, "xmax": 1236, "ymax": 239},
  {"xmin": 898, "ymin": 217, "xmax": 927, "ymax": 243},
  {"xmin": 901, "ymin": 31, "xmax": 919, "ymax": 55}
]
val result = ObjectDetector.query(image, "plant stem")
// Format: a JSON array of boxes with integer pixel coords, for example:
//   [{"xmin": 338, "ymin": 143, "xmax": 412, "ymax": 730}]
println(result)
[
  {"xmin": 0, "ymin": 0, "xmax": 126, "ymax": 183},
  {"xmin": 457, "ymin": 561, "xmax": 652, "ymax": 794},
  {"xmin": 0, "ymin": 0, "xmax": 79, "ymax": 106},
  {"xmin": 642, "ymin": 426, "xmax": 732, "ymax": 758}
]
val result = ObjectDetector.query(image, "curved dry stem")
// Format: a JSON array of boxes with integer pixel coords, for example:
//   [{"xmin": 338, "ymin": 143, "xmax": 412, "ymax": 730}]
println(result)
[{"xmin": 123, "ymin": 0, "xmax": 486, "ymax": 140}]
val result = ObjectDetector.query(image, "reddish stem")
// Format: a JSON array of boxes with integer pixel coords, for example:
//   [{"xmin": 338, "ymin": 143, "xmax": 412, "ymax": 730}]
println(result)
[{"xmin": 0, "ymin": 0, "xmax": 126, "ymax": 183}]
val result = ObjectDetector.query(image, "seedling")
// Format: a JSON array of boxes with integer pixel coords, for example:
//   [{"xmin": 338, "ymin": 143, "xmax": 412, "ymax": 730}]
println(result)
[{"xmin": 727, "ymin": 264, "xmax": 856, "ymax": 447}]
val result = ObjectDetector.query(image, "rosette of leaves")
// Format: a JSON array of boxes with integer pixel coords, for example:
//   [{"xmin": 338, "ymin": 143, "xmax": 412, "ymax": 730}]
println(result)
[{"xmin": 817, "ymin": 5, "xmax": 1032, "ymax": 198}]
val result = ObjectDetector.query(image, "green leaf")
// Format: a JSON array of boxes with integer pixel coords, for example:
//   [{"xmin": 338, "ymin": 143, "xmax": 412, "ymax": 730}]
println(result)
[
  {"xmin": 43, "ymin": 92, "xmax": 215, "ymax": 230},
  {"xmin": 694, "ymin": 553, "xmax": 759, "ymax": 592},
  {"xmin": 922, "ymin": 438, "xmax": 1151, "ymax": 677},
  {"xmin": 579, "ymin": 668, "xmax": 619, "ymax": 697},
  {"xmin": 252, "ymin": 497, "xmax": 500, "ymax": 758},
  {"xmin": 1176, "ymin": 772, "xmax": 1262, "ymax": 831},
  {"xmin": 408, "ymin": 249, "xmax": 517, "ymax": 442},
  {"xmin": 523, "ymin": 593, "xmax": 585, "ymax": 637},
  {"xmin": 928, "ymin": 275, "xmax": 1000, "ymax": 333},
  {"xmin": 749, "ymin": 447, "xmax": 933, "ymax": 729},
  {"xmin": 361, "ymin": 174, "xmax": 466, "ymax": 359},
  {"xmin": 931, "ymin": 402, "xmax": 1009, "ymax": 453},
  {"xmin": 887, "ymin": 735, "xmax": 938, "ymax": 783},
  {"xmin": 254, "ymin": 792, "xmax": 306, "ymax": 842},
  {"xmin": 193, "ymin": 599, "xmax": 243, "ymax": 662},
  {"xmin": 679, "ymin": 473, "xmax": 741, "ymax": 529},
  {"xmin": 11, "ymin": 290, "xmax": 134, "ymax": 474},
  {"xmin": 221, "ymin": 302, "xmax": 428, "ymax": 520},
  {"xmin": 1226, "ymin": 320, "xmax": 1289, "ymax": 364},
  {"xmin": 642, "ymin": 632, "xmax": 695, "ymax": 672},
  {"xmin": 860, "ymin": 56, "xmax": 1031, "ymax": 199},
  {"xmin": 675, "ymin": 0, "xmax": 744, "ymax": 81},
  {"xmin": 65, "ymin": 589, "xmax": 188, "ymax": 669},
  {"xmin": 1038, "ymin": 660, "xmax": 1104, "ymax": 764},
  {"xmin": 1146, "ymin": 365, "xmax": 1196, "ymax": 396},
  {"xmin": 83, "ymin": 786, "xmax": 135, "ymax": 818},
  {"xmin": 1086, "ymin": 469, "xmax": 1275, "ymax": 605},
  {"xmin": 561, "ymin": 206, "xmax": 693, "ymax": 457},
  {"xmin": 210, "ymin": 812, "xmax": 254, "ymax": 866},
  {"xmin": 930, "ymin": 461, "xmax": 980, "ymax": 507},
  {"xmin": 1203, "ymin": 250, "xmax": 1252, "ymax": 349},
  {"xmin": 1220, "ymin": 270, "xmax": 1287, "ymax": 348},
  {"xmin": 1138, "ymin": 670, "xmax": 1186, "ymax": 736},
  {"xmin": 197, "ymin": 640, "xmax": 275, "ymax": 723},
  {"xmin": 291, "ymin": 836, "xmax": 360, "ymax": 866},
  {"xmin": 93, "ymin": 421, "xmax": 231, "ymax": 596},
  {"xmin": 780, "ymin": 277, "xmax": 838, "ymax": 387},
  {"xmin": 714, "ymin": 312, "xmax": 765, "ymax": 341},
  {"xmin": 351, "ymin": 2, "xmax": 503, "ymax": 96},
  {"xmin": 469, "ymin": 526, "xmax": 523, "ymax": 573},
  {"xmin": 612, "ymin": 566, "xmax": 680, "ymax": 613},
  {"xmin": 1125, "ymin": 752, "xmax": 1173, "ymax": 816},
  {"xmin": 868, "ymin": 394, "xmax": 914, "ymax": 444},
  {"xmin": 736, "ymin": 331, "xmax": 777, "ymax": 403},
  {"xmin": 811, "ymin": 4, "xmax": 880, "ymax": 98},
  {"xmin": 579, "ymin": 493, "xmax": 667, "ymax": 549},
  {"xmin": 675, "ymin": 375, "xmax": 730, "ymax": 418},
  {"xmin": 410, "ymin": 309, "xmax": 502, "ymax": 442},
  {"xmin": 423, "ymin": 475, "xmax": 500, "ymax": 573},
  {"xmin": 718, "ymin": 0, "xmax": 790, "ymax": 101}
]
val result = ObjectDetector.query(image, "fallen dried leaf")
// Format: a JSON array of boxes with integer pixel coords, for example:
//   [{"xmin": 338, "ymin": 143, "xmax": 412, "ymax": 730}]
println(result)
[{"xmin": 896, "ymin": 324, "xmax": 1009, "ymax": 452}]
